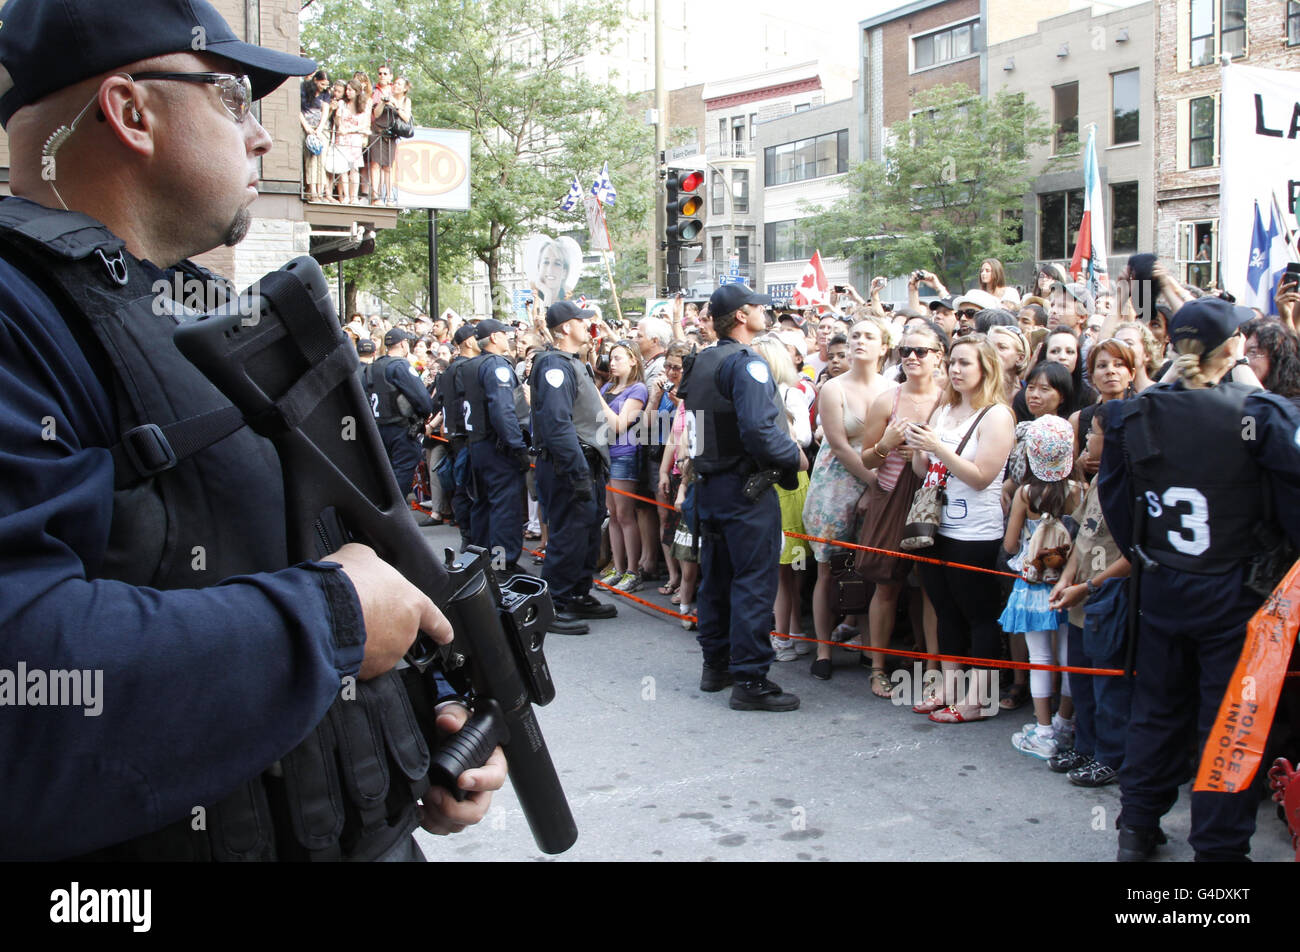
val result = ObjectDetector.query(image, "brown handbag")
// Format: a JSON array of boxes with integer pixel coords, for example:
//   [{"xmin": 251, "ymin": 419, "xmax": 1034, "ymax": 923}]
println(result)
[{"xmin": 899, "ymin": 407, "xmax": 990, "ymax": 550}]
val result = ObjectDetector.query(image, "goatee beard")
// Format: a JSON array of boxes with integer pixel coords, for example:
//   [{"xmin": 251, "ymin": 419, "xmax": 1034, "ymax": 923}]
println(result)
[{"xmin": 223, "ymin": 207, "xmax": 251, "ymax": 247}]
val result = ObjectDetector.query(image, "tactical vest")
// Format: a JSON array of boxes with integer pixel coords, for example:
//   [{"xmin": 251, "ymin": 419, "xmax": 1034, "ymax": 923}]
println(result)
[
  {"xmin": 1120, "ymin": 382, "xmax": 1267, "ymax": 574},
  {"xmin": 530, "ymin": 348, "xmax": 611, "ymax": 470},
  {"xmin": 681, "ymin": 341, "xmax": 767, "ymax": 475},
  {"xmin": 362, "ymin": 355, "xmax": 412, "ymax": 426},
  {"xmin": 0, "ymin": 198, "xmax": 429, "ymax": 861},
  {"xmin": 437, "ymin": 355, "xmax": 467, "ymax": 438},
  {"xmin": 459, "ymin": 353, "xmax": 491, "ymax": 443}
]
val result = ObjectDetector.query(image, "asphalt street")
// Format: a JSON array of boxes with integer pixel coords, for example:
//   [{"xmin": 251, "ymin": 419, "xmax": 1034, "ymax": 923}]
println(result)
[{"xmin": 412, "ymin": 524, "xmax": 1293, "ymax": 863}]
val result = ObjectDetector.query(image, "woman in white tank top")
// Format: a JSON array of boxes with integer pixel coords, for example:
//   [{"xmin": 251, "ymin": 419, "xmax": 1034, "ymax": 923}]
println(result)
[{"xmin": 906, "ymin": 335, "xmax": 1015, "ymax": 721}]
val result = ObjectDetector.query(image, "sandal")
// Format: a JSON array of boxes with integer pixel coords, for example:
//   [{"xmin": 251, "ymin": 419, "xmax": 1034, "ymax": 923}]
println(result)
[
  {"xmin": 670, "ymin": 590, "xmax": 683, "ymax": 605},
  {"xmin": 870, "ymin": 669, "xmax": 893, "ymax": 699},
  {"xmin": 928, "ymin": 705, "xmax": 984, "ymax": 724},
  {"xmin": 999, "ymin": 682, "xmax": 1031, "ymax": 711},
  {"xmin": 912, "ymin": 694, "xmax": 944, "ymax": 714},
  {"xmin": 657, "ymin": 580, "xmax": 680, "ymax": 596}
]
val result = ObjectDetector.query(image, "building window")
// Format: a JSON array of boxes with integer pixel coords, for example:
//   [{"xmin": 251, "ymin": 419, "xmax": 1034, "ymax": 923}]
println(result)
[
  {"xmin": 732, "ymin": 116, "xmax": 746, "ymax": 156},
  {"xmin": 1289, "ymin": 1, "xmax": 1300, "ymax": 46},
  {"xmin": 764, "ymin": 219, "xmax": 815, "ymax": 262},
  {"xmin": 1053, "ymin": 82, "xmax": 1079, "ymax": 154},
  {"xmin": 1180, "ymin": 220, "xmax": 1218, "ymax": 288},
  {"xmin": 711, "ymin": 170, "xmax": 725, "ymax": 215},
  {"xmin": 764, "ymin": 129, "xmax": 849, "ymax": 186},
  {"xmin": 912, "ymin": 19, "xmax": 980, "ymax": 72},
  {"xmin": 733, "ymin": 169, "xmax": 749, "ymax": 213},
  {"xmin": 711, "ymin": 235, "xmax": 724, "ymax": 266},
  {"xmin": 1039, "ymin": 188, "xmax": 1084, "ymax": 261},
  {"xmin": 1191, "ymin": 0, "xmax": 1248, "ymax": 66},
  {"xmin": 735, "ymin": 236, "xmax": 750, "ymax": 267},
  {"xmin": 749, "ymin": 113, "xmax": 758, "ymax": 141},
  {"xmin": 1111, "ymin": 182, "xmax": 1139, "ymax": 253},
  {"xmin": 1190, "ymin": 96, "xmax": 1215, "ymax": 168},
  {"xmin": 1112, "ymin": 70, "xmax": 1140, "ymax": 145},
  {"xmin": 1221, "ymin": 0, "xmax": 1246, "ymax": 59},
  {"xmin": 794, "ymin": 103, "xmax": 811, "ymax": 113}
]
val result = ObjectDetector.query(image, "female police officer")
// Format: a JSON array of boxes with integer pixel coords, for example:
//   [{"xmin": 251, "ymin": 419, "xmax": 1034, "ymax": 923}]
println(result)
[{"xmin": 1098, "ymin": 296, "xmax": 1300, "ymax": 861}]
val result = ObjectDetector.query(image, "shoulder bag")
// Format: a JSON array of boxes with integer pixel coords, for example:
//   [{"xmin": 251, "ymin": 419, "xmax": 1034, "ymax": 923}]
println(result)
[{"xmin": 900, "ymin": 406, "xmax": 990, "ymax": 550}]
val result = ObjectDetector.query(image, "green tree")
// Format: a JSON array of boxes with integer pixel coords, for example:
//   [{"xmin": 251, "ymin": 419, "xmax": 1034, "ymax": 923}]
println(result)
[
  {"xmin": 803, "ymin": 84, "xmax": 1054, "ymax": 291},
  {"xmin": 303, "ymin": 0, "xmax": 653, "ymax": 318}
]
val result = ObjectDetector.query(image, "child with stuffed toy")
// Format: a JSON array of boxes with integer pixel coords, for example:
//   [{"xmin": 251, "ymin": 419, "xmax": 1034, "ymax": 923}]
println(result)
[{"xmin": 998, "ymin": 415, "xmax": 1082, "ymax": 760}]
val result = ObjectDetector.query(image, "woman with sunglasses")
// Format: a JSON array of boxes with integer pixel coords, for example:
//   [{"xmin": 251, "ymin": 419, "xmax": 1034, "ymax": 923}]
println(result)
[
  {"xmin": 653, "ymin": 341, "xmax": 692, "ymax": 599},
  {"xmin": 856, "ymin": 322, "xmax": 948, "ymax": 698}
]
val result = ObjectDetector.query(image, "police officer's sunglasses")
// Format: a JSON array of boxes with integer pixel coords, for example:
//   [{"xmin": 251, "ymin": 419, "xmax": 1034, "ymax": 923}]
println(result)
[{"xmin": 130, "ymin": 72, "xmax": 254, "ymax": 124}]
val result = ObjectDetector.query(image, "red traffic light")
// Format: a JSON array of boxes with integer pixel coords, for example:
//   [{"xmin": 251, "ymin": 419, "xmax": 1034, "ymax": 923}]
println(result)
[{"xmin": 678, "ymin": 170, "xmax": 704, "ymax": 192}]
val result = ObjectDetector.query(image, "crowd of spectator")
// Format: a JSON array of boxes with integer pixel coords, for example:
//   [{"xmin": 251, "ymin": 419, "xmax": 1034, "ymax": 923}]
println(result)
[
  {"xmin": 362, "ymin": 251, "xmax": 1300, "ymax": 857},
  {"xmin": 300, "ymin": 64, "xmax": 412, "ymax": 205}
]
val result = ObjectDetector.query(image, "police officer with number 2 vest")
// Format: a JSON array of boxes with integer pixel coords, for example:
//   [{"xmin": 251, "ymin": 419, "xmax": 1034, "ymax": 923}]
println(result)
[
  {"xmin": 363, "ymin": 327, "xmax": 433, "ymax": 496},
  {"xmin": 463, "ymin": 318, "xmax": 529, "ymax": 576},
  {"xmin": 1098, "ymin": 296, "xmax": 1300, "ymax": 863},
  {"xmin": 531, "ymin": 301, "xmax": 620, "ymax": 635},
  {"xmin": 680, "ymin": 284, "xmax": 808, "ymax": 712},
  {"xmin": 432, "ymin": 323, "xmax": 479, "ymax": 547}
]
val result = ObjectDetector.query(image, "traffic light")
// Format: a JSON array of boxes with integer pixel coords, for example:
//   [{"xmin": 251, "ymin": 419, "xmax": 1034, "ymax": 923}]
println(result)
[{"xmin": 665, "ymin": 168, "xmax": 704, "ymax": 293}]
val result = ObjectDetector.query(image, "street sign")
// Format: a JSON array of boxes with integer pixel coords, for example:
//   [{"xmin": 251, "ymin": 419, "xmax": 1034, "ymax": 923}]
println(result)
[
  {"xmin": 718, "ymin": 274, "xmax": 744, "ymax": 286},
  {"xmin": 666, "ymin": 143, "xmax": 700, "ymax": 163}
]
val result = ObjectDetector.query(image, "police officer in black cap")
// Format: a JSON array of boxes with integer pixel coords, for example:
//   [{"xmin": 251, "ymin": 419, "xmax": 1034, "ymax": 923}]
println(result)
[
  {"xmin": 1098, "ymin": 295, "xmax": 1300, "ymax": 862},
  {"xmin": 463, "ymin": 318, "xmax": 530, "ymax": 576},
  {"xmin": 431, "ymin": 323, "xmax": 480, "ymax": 547},
  {"xmin": 362, "ymin": 327, "xmax": 434, "ymax": 496},
  {"xmin": 680, "ymin": 283, "xmax": 808, "ymax": 711},
  {"xmin": 531, "ymin": 301, "xmax": 620, "ymax": 634}
]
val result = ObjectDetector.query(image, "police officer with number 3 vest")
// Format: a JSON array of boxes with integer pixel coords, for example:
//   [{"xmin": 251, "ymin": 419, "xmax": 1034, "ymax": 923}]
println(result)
[
  {"xmin": 1098, "ymin": 296, "xmax": 1300, "ymax": 863},
  {"xmin": 463, "ymin": 317, "xmax": 529, "ymax": 577},
  {"xmin": 680, "ymin": 284, "xmax": 809, "ymax": 712},
  {"xmin": 531, "ymin": 301, "xmax": 620, "ymax": 635}
]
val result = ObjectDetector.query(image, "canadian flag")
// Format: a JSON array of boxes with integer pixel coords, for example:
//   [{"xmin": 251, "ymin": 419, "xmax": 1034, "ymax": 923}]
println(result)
[{"xmin": 791, "ymin": 250, "xmax": 830, "ymax": 309}]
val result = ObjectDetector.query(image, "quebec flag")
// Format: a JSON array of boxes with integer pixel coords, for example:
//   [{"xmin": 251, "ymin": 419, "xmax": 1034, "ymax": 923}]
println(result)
[
  {"xmin": 559, "ymin": 174, "xmax": 583, "ymax": 213},
  {"xmin": 1244, "ymin": 200, "xmax": 1286, "ymax": 316},
  {"xmin": 591, "ymin": 161, "xmax": 617, "ymax": 207}
]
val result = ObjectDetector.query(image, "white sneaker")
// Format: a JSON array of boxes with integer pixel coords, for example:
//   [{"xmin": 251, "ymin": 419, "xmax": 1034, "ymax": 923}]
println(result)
[
  {"xmin": 770, "ymin": 635, "xmax": 798, "ymax": 662},
  {"xmin": 1012, "ymin": 725, "xmax": 1058, "ymax": 760},
  {"xmin": 790, "ymin": 636, "xmax": 812, "ymax": 657},
  {"xmin": 680, "ymin": 605, "xmax": 696, "ymax": 630}
]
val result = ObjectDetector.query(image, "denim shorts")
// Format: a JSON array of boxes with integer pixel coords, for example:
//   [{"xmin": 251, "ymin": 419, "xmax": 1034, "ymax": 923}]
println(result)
[{"xmin": 609, "ymin": 453, "xmax": 639, "ymax": 482}]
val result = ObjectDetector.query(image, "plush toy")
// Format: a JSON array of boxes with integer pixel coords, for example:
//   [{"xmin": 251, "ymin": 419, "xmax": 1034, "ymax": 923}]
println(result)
[{"xmin": 1024, "ymin": 544, "xmax": 1071, "ymax": 584}]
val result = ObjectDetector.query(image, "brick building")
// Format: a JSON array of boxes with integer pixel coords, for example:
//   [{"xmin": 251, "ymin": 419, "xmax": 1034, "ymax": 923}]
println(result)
[{"xmin": 1154, "ymin": 0, "xmax": 1300, "ymax": 289}]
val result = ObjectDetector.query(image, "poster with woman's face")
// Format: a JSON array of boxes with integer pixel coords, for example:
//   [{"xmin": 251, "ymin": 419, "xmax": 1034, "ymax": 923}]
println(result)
[{"xmin": 524, "ymin": 235, "xmax": 583, "ymax": 307}]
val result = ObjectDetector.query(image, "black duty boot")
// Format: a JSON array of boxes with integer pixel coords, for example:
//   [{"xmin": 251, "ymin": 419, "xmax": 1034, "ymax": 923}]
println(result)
[
  {"xmin": 1116, "ymin": 825, "xmax": 1167, "ymax": 862},
  {"xmin": 730, "ymin": 677, "xmax": 800, "ymax": 712},
  {"xmin": 700, "ymin": 663, "xmax": 734, "ymax": 693},
  {"xmin": 563, "ymin": 594, "xmax": 618, "ymax": 619},
  {"xmin": 546, "ymin": 611, "xmax": 590, "ymax": 636}
]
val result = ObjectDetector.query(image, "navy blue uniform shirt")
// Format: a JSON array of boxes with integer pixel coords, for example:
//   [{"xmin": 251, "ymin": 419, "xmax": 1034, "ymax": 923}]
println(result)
[
  {"xmin": 531, "ymin": 350, "xmax": 588, "ymax": 478},
  {"xmin": 0, "ymin": 256, "xmax": 366, "ymax": 859},
  {"xmin": 717, "ymin": 338, "xmax": 801, "ymax": 473},
  {"xmin": 382, "ymin": 355, "xmax": 434, "ymax": 418},
  {"xmin": 479, "ymin": 352, "xmax": 526, "ymax": 451}
]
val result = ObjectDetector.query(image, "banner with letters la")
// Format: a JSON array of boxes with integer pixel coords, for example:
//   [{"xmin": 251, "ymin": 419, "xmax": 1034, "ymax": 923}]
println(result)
[{"xmin": 1220, "ymin": 63, "xmax": 1300, "ymax": 295}]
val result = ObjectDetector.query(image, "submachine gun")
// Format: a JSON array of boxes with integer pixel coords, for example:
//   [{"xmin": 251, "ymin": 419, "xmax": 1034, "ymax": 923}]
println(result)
[{"xmin": 174, "ymin": 256, "xmax": 577, "ymax": 855}]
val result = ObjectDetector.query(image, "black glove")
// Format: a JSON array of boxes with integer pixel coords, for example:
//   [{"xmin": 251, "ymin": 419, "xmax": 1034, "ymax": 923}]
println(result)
[{"xmin": 511, "ymin": 447, "xmax": 532, "ymax": 473}]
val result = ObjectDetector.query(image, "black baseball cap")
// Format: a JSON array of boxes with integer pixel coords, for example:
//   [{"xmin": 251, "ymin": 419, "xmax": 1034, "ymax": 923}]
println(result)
[
  {"xmin": 708, "ymin": 283, "xmax": 771, "ymax": 319},
  {"xmin": 1168, "ymin": 297, "xmax": 1255, "ymax": 354},
  {"xmin": 474, "ymin": 318, "xmax": 510, "ymax": 341},
  {"xmin": 383, "ymin": 328, "xmax": 416, "ymax": 347},
  {"xmin": 356, "ymin": 339, "xmax": 376, "ymax": 356},
  {"xmin": 928, "ymin": 296, "xmax": 956, "ymax": 313},
  {"xmin": 452, "ymin": 324, "xmax": 477, "ymax": 346},
  {"xmin": 546, "ymin": 300, "xmax": 595, "ymax": 330},
  {"xmin": 0, "ymin": 0, "xmax": 318, "ymax": 129}
]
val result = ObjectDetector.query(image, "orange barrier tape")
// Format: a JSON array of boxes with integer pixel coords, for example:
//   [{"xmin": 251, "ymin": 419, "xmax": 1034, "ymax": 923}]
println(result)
[{"xmin": 1195, "ymin": 561, "xmax": 1300, "ymax": 793}]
